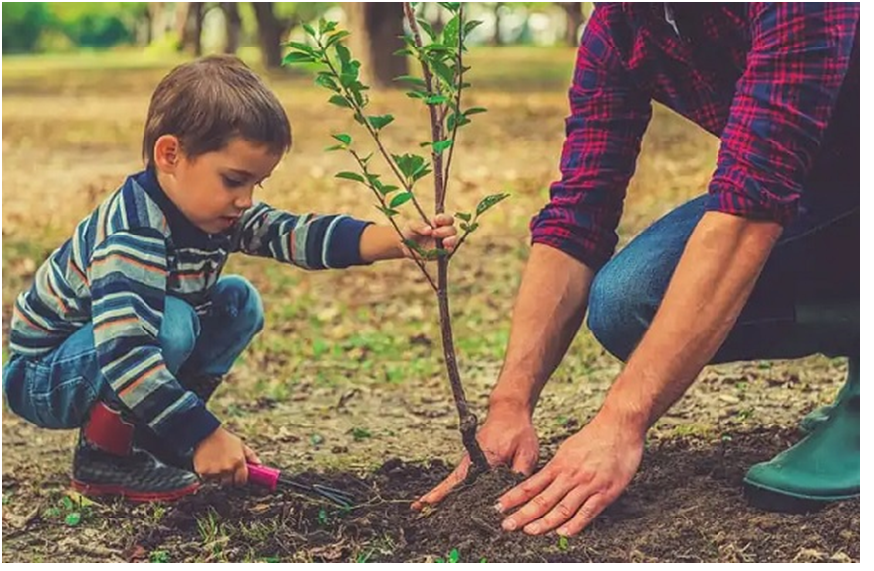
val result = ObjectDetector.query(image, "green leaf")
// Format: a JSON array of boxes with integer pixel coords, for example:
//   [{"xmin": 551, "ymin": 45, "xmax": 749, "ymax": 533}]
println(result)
[
  {"xmin": 432, "ymin": 140, "xmax": 452, "ymax": 154},
  {"xmin": 302, "ymin": 23, "xmax": 317, "ymax": 38},
  {"xmin": 381, "ymin": 185, "xmax": 400, "ymax": 195},
  {"xmin": 394, "ymin": 75, "xmax": 426, "ymax": 88},
  {"xmin": 406, "ymin": 89, "xmax": 429, "ymax": 100},
  {"xmin": 332, "ymin": 133, "xmax": 352, "ymax": 145},
  {"xmin": 283, "ymin": 52, "xmax": 316, "ymax": 65},
  {"xmin": 335, "ymin": 43, "xmax": 352, "ymax": 66},
  {"xmin": 319, "ymin": 18, "xmax": 338, "ymax": 35},
  {"xmin": 336, "ymin": 172, "xmax": 365, "ymax": 183},
  {"xmin": 465, "ymin": 107, "xmax": 487, "ymax": 116},
  {"xmin": 463, "ymin": 20, "xmax": 484, "ymax": 37},
  {"xmin": 442, "ymin": 14, "xmax": 460, "ymax": 46},
  {"xmin": 460, "ymin": 222, "xmax": 479, "ymax": 233},
  {"xmin": 315, "ymin": 73, "xmax": 339, "ymax": 92},
  {"xmin": 425, "ymin": 94, "xmax": 450, "ymax": 105},
  {"xmin": 411, "ymin": 164, "xmax": 432, "ymax": 182},
  {"xmin": 417, "ymin": 18, "xmax": 436, "ymax": 40},
  {"xmin": 392, "ymin": 153, "xmax": 427, "ymax": 180},
  {"xmin": 432, "ymin": 60, "xmax": 455, "ymax": 86},
  {"xmin": 351, "ymin": 427, "xmax": 371, "ymax": 441},
  {"xmin": 456, "ymin": 212, "xmax": 471, "ymax": 222},
  {"xmin": 65, "ymin": 512, "xmax": 82, "ymax": 526},
  {"xmin": 390, "ymin": 192, "xmax": 413, "ymax": 208},
  {"xmin": 324, "ymin": 144, "xmax": 344, "ymax": 152},
  {"xmin": 377, "ymin": 206, "xmax": 399, "ymax": 217},
  {"xmin": 317, "ymin": 508, "xmax": 328, "ymax": 525},
  {"xmin": 438, "ymin": 2, "xmax": 461, "ymax": 11},
  {"xmin": 285, "ymin": 41, "xmax": 317, "ymax": 55},
  {"xmin": 403, "ymin": 239, "xmax": 427, "ymax": 256},
  {"xmin": 448, "ymin": 548, "xmax": 460, "ymax": 563},
  {"xmin": 476, "ymin": 193, "xmax": 510, "ymax": 215},
  {"xmin": 367, "ymin": 114, "xmax": 395, "ymax": 130},
  {"xmin": 558, "ymin": 536, "xmax": 569, "ymax": 551},
  {"xmin": 328, "ymin": 94, "xmax": 352, "ymax": 109},
  {"xmin": 325, "ymin": 30, "xmax": 350, "ymax": 48}
]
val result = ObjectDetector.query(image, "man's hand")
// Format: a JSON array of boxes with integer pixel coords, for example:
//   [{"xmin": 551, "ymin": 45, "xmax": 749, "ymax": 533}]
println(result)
[
  {"xmin": 401, "ymin": 214, "xmax": 458, "ymax": 259},
  {"xmin": 412, "ymin": 401, "xmax": 539, "ymax": 510},
  {"xmin": 496, "ymin": 412, "xmax": 644, "ymax": 537},
  {"xmin": 193, "ymin": 426, "xmax": 260, "ymax": 486}
]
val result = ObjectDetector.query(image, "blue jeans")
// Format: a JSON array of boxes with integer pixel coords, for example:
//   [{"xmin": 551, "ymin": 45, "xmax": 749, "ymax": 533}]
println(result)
[
  {"xmin": 3, "ymin": 276, "xmax": 264, "ymax": 430},
  {"xmin": 587, "ymin": 194, "xmax": 859, "ymax": 364}
]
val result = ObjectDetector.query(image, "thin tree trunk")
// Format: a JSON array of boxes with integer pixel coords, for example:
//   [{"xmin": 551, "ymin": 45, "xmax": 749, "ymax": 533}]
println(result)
[
  {"xmin": 559, "ymin": 3, "xmax": 584, "ymax": 46},
  {"xmin": 221, "ymin": 2, "xmax": 241, "ymax": 54},
  {"xmin": 347, "ymin": 3, "xmax": 408, "ymax": 89},
  {"xmin": 252, "ymin": 2, "xmax": 286, "ymax": 68}
]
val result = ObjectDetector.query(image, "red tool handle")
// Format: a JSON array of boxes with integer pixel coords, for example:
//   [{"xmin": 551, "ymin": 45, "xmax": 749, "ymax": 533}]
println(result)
[{"xmin": 247, "ymin": 463, "xmax": 280, "ymax": 491}]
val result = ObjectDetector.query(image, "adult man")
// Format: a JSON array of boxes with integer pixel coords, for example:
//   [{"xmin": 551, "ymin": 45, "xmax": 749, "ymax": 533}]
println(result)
[{"xmin": 414, "ymin": 3, "xmax": 859, "ymax": 537}]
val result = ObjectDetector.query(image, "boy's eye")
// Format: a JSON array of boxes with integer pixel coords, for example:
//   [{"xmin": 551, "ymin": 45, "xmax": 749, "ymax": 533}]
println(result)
[{"xmin": 222, "ymin": 175, "xmax": 245, "ymax": 188}]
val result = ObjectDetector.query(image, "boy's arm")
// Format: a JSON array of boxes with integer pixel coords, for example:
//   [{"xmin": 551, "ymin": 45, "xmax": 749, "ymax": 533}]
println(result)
[
  {"xmin": 359, "ymin": 225, "xmax": 404, "ymax": 262},
  {"xmin": 88, "ymin": 229, "xmax": 220, "ymax": 455},
  {"xmin": 230, "ymin": 203, "xmax": 372, "ymax": 269}
]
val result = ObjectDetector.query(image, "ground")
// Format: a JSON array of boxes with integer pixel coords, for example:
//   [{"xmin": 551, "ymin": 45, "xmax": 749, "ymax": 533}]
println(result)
[{"xmin": 1, "ymin": 47, "xmax": 858, "ymax": 562}]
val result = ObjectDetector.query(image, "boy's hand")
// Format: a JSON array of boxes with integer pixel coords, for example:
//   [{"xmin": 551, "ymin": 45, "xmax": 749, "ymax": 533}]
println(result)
[
  {"xmin": 401, "ymin": 214, "xmax": 458, "ymax": 259},
  {"xmin": 193, "ymin": 426, "xmax": 260, "ymax": 487}
]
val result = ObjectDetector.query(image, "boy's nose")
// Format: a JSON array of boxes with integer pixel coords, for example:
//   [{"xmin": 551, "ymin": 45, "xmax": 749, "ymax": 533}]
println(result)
[{"xmin": 234, "ymin": 191, "xmax": 254, "ymax": 210}]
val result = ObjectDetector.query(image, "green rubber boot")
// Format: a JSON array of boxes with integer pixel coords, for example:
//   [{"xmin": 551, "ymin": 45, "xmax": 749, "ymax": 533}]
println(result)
[
  {"xmin": 744, "ymin": 357, "xmax": 859, "ymax": 512},
  {"xmin": 798, "ymin": 378, "xmax": 852, "ymax": 434},
  {"xmin": 793, "ymin": 301, "xmax": 859, "ymax": 434}
]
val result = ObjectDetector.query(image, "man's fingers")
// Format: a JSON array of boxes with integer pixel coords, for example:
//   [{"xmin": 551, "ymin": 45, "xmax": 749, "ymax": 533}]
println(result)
[
  {"xmin": 497, "ymin": 466, "xmax": 553, "ymax": 513},
  {"xmin": 500, "ymin": 477, "xmax": 572, "ymax": 532},
  {"xmin": 511, "ymin": 448, "xmax": 538, "ymax": 477},
  {"xmin": 525, "ymin": 486, "xmax": 592, "ymax": 535},
  {"xmin": 556, "ymin": 492, "xmax": 609, "ymax": 537},
  {"xmin": 412, "ymin": 456, "xmax": 471, "ymax": 510}
]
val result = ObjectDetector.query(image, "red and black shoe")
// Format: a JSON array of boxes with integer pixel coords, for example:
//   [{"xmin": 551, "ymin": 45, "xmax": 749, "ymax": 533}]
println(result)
[{"xmin": 71, "ymin": 402, "xmax": 200, "ymax": 502}]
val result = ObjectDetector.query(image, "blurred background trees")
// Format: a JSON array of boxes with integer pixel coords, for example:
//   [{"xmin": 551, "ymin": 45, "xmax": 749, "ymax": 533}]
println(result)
[{"xmin": 3, "ymin": 2, "xmax": 590, "ymax": 83}]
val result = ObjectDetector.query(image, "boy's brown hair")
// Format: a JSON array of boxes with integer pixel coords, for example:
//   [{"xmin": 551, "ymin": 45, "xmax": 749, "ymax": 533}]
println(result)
[{"xmin": 142, "ymin": 55, "xmax": 292, "ymax": 166}]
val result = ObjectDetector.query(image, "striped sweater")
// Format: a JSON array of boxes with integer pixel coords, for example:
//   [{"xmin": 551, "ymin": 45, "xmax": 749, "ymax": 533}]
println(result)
[{"xmin": 9, "ymin": 168, "xmax": 371, "ymax": 453}]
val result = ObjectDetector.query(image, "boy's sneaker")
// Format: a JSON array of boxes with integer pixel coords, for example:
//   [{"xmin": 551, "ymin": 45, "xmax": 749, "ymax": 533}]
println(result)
[{"xmin": 71, "ymin": 401, "xmax": 200, "ymax": 502}]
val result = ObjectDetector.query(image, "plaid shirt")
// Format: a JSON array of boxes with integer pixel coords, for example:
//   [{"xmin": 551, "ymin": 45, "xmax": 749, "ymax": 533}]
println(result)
[{"xmin": 531, "ymin": 3, "xmax": 859, "ymax": 271}]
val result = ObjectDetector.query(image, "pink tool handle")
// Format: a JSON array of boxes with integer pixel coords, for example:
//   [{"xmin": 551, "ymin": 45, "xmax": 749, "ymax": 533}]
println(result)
[{"xmin": 247, "ymin": 463, "xmax": 280, "ymax": 491}]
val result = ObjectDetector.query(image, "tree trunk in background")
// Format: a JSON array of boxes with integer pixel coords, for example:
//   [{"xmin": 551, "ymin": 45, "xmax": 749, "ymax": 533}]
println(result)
[
  {"xmin": 492, "ymin": 2, "xmax": 504, "ymax": 46},
  {"xmin": 559, "ymin": 3, "xmax": 584, "ymax": 46},
  {"xmin": 221, "ymin": 2, "xmax": 241, "ymax": 54},
  {"xmin": 176, "ymin": 2, "xmax": 204, "ymax": 56},
  {"xmin": 252, "ymin": 2, "xmax": 287, "ymax": 68},
  {"xmin": 347, "ymin": 3, "xmax": 408, "ymax": 89}
]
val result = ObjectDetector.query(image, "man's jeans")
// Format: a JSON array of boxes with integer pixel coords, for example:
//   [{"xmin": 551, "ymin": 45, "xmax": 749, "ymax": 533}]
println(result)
[
  {"xmin": 587, "ymin": 194, "xmax": 859, "ymax": 364},
  {"xmin": 3, "ymin": 276, "xmax": 264, "ymax": 430}
]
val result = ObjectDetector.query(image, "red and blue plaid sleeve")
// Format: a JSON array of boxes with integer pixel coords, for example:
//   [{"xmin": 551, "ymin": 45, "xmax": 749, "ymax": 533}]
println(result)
[
  {"xmin": 529, "ymin": 4, "xmax": 652, "ymax": 271},
  {"xmin": 706, "ymin": 3, "xmax": 859, "ymax": 225}
]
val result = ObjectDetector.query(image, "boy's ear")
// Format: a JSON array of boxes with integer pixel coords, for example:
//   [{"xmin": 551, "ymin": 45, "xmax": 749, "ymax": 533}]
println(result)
[{"xmin": 153, "ymin": 135, "xmax": 182, "ymax": 173}]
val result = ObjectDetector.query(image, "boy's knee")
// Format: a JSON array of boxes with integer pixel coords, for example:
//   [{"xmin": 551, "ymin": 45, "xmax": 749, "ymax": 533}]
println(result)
[
  {"xmin": 160, "ymin": 298, "xmax": 201, "ymax": 370},
  {"xmin": 586, "ymin": 262, "xmax": 654, "ymax": 363},
  {"xmin": 216, "ymin": 275, "xmax": 265, "ymax": 335}
]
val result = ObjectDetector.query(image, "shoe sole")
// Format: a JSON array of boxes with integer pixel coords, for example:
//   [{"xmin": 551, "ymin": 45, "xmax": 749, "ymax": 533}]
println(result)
[
  {"xmin": 743, "ymin": 479, "xmax": 859, "ymax": 513},
  {"xmin": 71, "ymin": 478, "xmax": 200, "ymax": 502}
]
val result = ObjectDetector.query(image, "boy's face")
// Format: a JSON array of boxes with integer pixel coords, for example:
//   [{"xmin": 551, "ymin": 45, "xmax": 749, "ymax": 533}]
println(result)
[{"xmin": 155, "ymin": 136, "xmax": 282, "ymax": 235}]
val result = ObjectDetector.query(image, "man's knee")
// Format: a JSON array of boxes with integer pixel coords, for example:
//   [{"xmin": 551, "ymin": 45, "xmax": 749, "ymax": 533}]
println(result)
[
  {"xmin": 586, "ymin": 261, "xmax": 655, "ymax": 362},
  {"xmin": 215, "ymin": 275, "xmax": 265, "ymax": 335},
  {"xmin": 160, "ymin": 297, "xmax": 201, "ymax": 372}
]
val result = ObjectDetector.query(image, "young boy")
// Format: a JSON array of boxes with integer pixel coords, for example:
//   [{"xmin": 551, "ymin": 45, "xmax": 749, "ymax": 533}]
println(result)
[{"xmin": 2, "ymin": 55, "xmax": 457, "ymax": 502}]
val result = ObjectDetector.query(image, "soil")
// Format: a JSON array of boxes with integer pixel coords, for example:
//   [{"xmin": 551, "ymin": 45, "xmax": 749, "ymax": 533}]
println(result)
[{"xmin": 2, "ymin": 427, "xmax": 858, "ymax": 563}]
